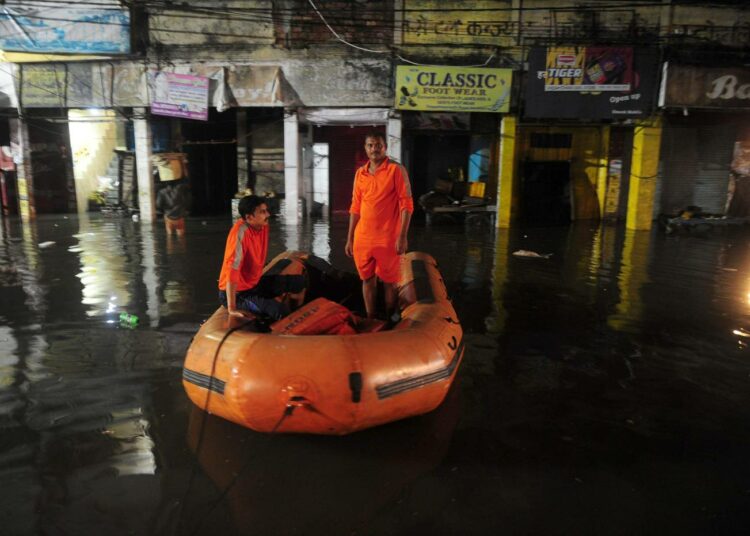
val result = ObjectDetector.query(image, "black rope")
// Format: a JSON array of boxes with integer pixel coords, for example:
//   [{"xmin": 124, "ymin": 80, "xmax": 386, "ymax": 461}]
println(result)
[
  {"xmin": 185, "ymin": 405, "xmax": 297, "ymax": 536},
  {"xmin": 174, "ymin": 317, "xmax": 249, "ymax": 536}
]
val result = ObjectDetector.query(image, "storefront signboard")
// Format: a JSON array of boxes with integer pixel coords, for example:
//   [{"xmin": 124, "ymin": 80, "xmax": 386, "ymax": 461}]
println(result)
[
  {"xmin": 0, "ymin": 7, "xmax": 130, "ymax": 54},
  {"xmin": 525, "ymin": 47, "xmax": 658, "ymax": 119},
  {"xmin": 544, "ymin": 47, "xmax": 633, "ymax": 92},
  {"xmin": 660, "ymin": 64, "xmax": 750, "ymax": 109},
  {"xmin": 19, "ymin": 65, "xmax": 67, "ymax": 107},
  {"xmin": 395, "ymin": 66, "xmax": 512, "ymax": 113},
  {"xmin": 150, "ymin": 72, "xmax": 209, "ymax": 121},
  {"xmin": 113, "ymin": 64, "xmax": 148, "ymax": 107}
]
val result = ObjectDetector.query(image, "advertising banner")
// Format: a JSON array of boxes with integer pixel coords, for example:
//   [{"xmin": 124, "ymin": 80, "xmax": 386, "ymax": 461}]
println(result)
[
  {"xmin": 525, "ymin": 47, "xmax": 658, "ymax": 120},
  {"xmin": 0, "ymin": 7, "xmax": 130, "ymax": 54},
  {"xmin": 150, "ymin": 72, "xmax": 209, "ymax": 121},
  {"xmin": 544, "ymin": 47, "xmax": 633, "ymax": 92},
  {"xmin": 395, "ymin": 65, "xmax": 512, "ymax": 113},
  {"xmin": 661, "ymin": 64, "xmax": 750, "ymax": 109}
]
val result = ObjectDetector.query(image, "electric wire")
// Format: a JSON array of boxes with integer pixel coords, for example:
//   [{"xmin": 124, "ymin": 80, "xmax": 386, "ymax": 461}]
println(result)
[{"xmin": 3, "ymin": 1, "xmax": 747, "ymax": 51}]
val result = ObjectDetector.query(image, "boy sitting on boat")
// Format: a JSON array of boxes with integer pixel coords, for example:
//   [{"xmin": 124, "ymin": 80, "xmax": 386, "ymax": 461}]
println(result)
[{"xmin": 218, "ymin": 195, "xmax": 306, "ymax": 320}]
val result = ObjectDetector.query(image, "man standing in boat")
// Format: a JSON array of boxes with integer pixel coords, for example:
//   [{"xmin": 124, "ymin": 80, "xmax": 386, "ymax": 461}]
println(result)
[
  {"xmin": 218, "ymin": 195, "xmax": 306, "ymax": 320},
  {"xmin": 345, "ymin": 131, "xmax": 414, "ymax": 321}
]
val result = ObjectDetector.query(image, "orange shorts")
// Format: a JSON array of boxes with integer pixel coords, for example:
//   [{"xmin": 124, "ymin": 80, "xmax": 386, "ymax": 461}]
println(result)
[
  {"xmin": 353, "ymin": 242, "xmax": 401, "ymax": 283},
  {"xmin": 165, "ymin": 217, "xmax": 185, "ymax": 234}
]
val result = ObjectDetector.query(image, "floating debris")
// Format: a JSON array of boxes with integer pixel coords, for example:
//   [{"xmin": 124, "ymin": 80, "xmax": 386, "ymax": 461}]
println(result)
[
  {"xmin": 38, "ymin": 241, "xmax": 56, "ymax": 249},
  {"xmin": 512, "ymin": 249, "xmax": 552, "ymax": 259}
]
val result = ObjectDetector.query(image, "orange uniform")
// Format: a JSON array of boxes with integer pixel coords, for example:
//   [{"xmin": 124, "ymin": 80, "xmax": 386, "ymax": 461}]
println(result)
[
  {"xmin": 218, "ymin": 219, "xmax": 269, "ymax": 292},
  {"xmin": 350, "ymin": 158, "xmax": 414, "ymax": 283}
]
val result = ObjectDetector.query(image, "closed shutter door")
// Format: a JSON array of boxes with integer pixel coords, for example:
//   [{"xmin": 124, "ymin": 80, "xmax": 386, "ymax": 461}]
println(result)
[
  {"xmin": 693, "ymin": 124, "xmax": 734, "ymax": 213},
  {"xmin": 659, "ymin": 117, "xmax": 735, "ymax": 215},
  {"xmin": 659, "ymin": 122, "xmax": 699, "ymax": 215}
]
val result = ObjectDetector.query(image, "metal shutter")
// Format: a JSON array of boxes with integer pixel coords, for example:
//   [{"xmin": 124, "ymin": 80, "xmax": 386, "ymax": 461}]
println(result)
[{"xmin": 659, "ymin": 116, "xmax": 735, "ymax": 215}]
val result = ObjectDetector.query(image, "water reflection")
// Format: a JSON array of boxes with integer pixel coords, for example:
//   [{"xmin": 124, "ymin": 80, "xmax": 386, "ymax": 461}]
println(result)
[
  {"xmin": 182, "ymin": 382, "xmax": 461, "ymax": 535},
  {"xmin": 140, "ymin": 222, "xmax": 160, "ymax": 328},
  {"xmin": 74, "ymin": 215, "xmax": 133, "ymax": 319},
  {"xmin": 608, "ymin": 229, "xmax": 652, "ymax": 332},
  {"xmin": 1, "ymin": 214, "xmax": 750, "ymax": 533},
  {"xmin": 310, "ymin": 219, "xmax": 331, "ymax": 261}
]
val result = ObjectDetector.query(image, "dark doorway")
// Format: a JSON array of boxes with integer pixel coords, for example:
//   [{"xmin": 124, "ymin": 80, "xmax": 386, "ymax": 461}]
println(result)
[
  {"xmin": 409, "ymin": 134, "xmax": 470, "ymax": 204},
  {"xmin": 521, "ymin": 161, "xmax": 572, "ymax": 225},
  {"xmin": 180, "ymin": 109, "xmax": 237, "ymax": 216},
  {"xmin": 26, "ymin": 111, "xmax": 75, "ymax": 214},
  {"xmin": 314, "ymin": 126, "xmax": 381, "ymax": 217}
]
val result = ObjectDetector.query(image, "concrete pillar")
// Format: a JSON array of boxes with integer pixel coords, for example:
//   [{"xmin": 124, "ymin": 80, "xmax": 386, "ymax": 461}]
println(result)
[
  {"xmin": 236, "ymin": 109, "xmax": 249, "ymax": 192},
  {"xmin": 283, "ymin": 109, "xmax": 301, "ymax": 223},
  {"xmin": 133, "ymin": 108, "xmax": 155, "ymax": 222},
  {"xmin": 9, "ymin": 117, "xmax": 34, "ymax": 220},
  {"xmin": 387, "ymin": 113, "xmax": 402, "ymax": 162},
  {"xmin": 596, "ymin": 125, "xmax": 611, "ymax": 219},
  {"xmin": 299, "ymin": 123, "xmax": 314, "ymax": 218},
  {"xmin": 496, "ymin": 115, "xmax": 518, "ymax": 228},
  {"xmin": 626, "ymin": 118, "xmax": 662, "ymax": 231}
]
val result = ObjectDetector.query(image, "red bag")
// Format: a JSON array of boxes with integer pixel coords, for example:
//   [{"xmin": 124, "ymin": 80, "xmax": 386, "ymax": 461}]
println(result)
[{"xmin": 271, "ymin": 298, "xmax": 354, "ymax": 335}]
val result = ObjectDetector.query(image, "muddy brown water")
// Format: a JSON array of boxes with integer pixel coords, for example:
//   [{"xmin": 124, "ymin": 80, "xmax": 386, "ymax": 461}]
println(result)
[{"xmin": 1, "ymin": 214, "xmax": 750, "ymax": 535}]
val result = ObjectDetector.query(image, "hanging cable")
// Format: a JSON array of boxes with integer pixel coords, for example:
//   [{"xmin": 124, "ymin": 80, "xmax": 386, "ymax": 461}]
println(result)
[{"xmin": 306, "ymin": 0, "xmax": 498, "ymax": 67}]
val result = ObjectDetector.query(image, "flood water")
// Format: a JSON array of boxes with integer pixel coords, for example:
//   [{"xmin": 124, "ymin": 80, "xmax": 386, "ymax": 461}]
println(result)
[{"xmin": 2, "ymin": 213, "xmax": 750, "ymax": 535}]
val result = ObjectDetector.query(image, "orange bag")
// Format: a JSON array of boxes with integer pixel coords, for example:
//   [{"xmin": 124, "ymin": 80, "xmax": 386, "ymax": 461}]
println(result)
[{"xmin": 271, "ymin": 297, "xmax": 354, "ymax": 335}]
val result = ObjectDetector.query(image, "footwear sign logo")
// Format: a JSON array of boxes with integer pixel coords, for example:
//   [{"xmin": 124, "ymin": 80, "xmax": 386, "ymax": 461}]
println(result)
[{"xmin": 395, "ymin": 65, "xmax": 512, "ymax": 113}]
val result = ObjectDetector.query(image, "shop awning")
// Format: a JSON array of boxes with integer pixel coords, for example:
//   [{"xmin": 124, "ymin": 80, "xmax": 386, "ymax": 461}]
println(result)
[
  {"xmin": 298, "ymin": 108, "xmax": 390, "ymax": 125},
  {"xmin": 189, "ymin": 64, "xmax": 298, "ymax": 109}
]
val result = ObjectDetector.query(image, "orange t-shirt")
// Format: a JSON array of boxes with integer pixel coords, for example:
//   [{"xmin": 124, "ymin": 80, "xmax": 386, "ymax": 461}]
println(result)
[
  {"xmin": 218, "ymin": 219, "xmax": 269, "ymax": 292},
  {"xmin": 349, "ymin": 158, "xmax": 414, "ymax": 244}
]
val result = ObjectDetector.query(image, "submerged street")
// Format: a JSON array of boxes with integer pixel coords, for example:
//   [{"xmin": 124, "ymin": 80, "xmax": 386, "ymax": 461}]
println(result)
[{"xmin": 2, "ymin": 214, "xmax": 750, "ymax": 535}]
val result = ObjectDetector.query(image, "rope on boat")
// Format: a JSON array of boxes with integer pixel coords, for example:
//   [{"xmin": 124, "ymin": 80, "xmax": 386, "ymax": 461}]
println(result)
[{"xmin": 176, "ymin": 318, "xmax": 250, "ymax": 536}]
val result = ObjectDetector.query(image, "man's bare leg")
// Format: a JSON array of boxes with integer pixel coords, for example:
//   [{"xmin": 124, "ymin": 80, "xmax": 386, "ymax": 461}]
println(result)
[
  {"xmin": 384, "ymin": 282, "xmax": 398, "ymax": 319},
  {"xmin": 363, "ymin": 276, "xmax": 378, "ymax": 319}
]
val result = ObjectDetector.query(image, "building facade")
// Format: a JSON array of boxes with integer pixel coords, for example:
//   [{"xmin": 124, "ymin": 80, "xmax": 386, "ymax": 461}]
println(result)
[{"xmin": 1, "ymin": 0, "xmax": 749, "ymax": 230}]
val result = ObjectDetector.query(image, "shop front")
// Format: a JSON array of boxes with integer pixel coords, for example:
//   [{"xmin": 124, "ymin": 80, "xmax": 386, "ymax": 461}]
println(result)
[
  {"xmin": 394, "ymin": 65, "xmax": 512, "ymax": 223},
  {"xmin": 284, "ymin": 58, "xmax": 393, "ymax": 220},
  {"xmin": 658, "ymin": 64, "xmax": 750, "ymax": 218},
  {"xmin": 522, "ymin": 46, "xmax": 660, "ymax": 227},
  {"xmin": 298, "ymin": 109, "xmax": 390, "ymax": 218}
]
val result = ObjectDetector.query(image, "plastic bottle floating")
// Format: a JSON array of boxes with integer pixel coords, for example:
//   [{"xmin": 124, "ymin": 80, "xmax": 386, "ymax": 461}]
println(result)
[{"xmin": 119, "ymin": 312, "xmax": 139, "ymax": 328}]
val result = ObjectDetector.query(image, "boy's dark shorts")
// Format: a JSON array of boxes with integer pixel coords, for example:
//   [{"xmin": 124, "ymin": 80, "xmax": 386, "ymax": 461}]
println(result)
[{"xmin": 219, "ymin": 274, "xmax": 306, "ymax": 320}]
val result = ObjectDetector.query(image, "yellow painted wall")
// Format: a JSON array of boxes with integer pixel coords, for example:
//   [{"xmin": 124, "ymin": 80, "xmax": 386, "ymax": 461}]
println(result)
[
  {"xmin": 69, "ymin": 110, "xmax": 121, "ymax": 213},
  {"xmin": 0, "ymin": 52, "xmax": 107, "ymax": 63}
]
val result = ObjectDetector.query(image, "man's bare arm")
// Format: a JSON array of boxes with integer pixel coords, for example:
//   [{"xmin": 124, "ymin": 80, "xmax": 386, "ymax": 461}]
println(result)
[
  {"xmin": 396, "ymin": 209, "xmax": 411, "ymax": 255},
  {"xmin": 345, "ymin": 213, "xmax": 361, "ymax": 257}
]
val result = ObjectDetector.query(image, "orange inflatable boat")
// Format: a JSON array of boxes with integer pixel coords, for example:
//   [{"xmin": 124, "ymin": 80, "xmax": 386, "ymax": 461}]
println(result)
[{"xmin": 182, "ymin": 251, "xmax": 463, "ymax": 435}]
